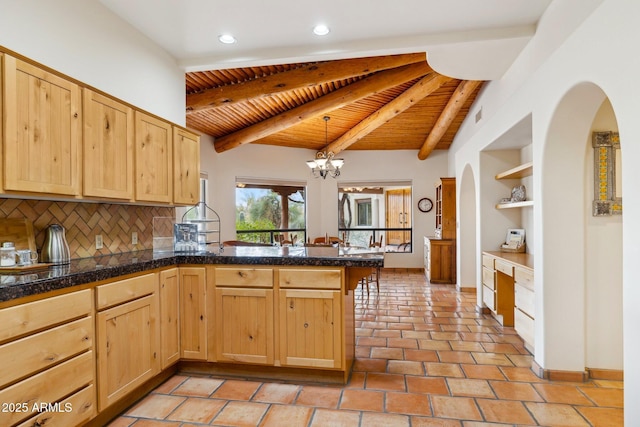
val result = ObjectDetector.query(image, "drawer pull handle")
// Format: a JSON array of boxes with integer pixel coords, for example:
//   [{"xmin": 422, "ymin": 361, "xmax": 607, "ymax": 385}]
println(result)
[
  {"xmin": 238, "ymin": 271, "xmax": 246, "ymax": 278},
  {"xmin": 248, "ymin": 335, "xmax": 253, "ymax": 341}
]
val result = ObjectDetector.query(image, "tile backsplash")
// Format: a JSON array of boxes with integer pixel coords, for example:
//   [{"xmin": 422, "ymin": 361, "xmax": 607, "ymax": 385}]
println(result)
[{"xmin": 0, "ymin": 198, "xmax": 175, "ymax": 259}]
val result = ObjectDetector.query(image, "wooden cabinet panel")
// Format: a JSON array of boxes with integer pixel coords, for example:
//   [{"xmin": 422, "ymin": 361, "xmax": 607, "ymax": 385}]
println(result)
[
  {"xmin": 482, "ymin": 286, "xmax": 496, "ymax": 312},
  {"xmin": 279, "ymin": 289, "xmax": 342, "ymax": 369},
  {"xmin": 435, "ymin": 178, "xmax": 456, "ymax": 239},
  {"xmin": 160, "ymin": 268, "xmax": 180, "ymax": 368},
  {"xmin": 515, "ymin": 283, "xmax": 535, "ymax": 319},
  {"xmin": 0, "ymin": 289, "xmax": 91, "ymax": 342},
  {"xmin": 425, "ymin": 238, "xmax": 456, "ymax": 284},
  {"xmin": 279, "ymin": 268, "xmax": 341, "ymax": 290},
  {"xmin": 135, "ymin": 111, "xmax": 173, "ymax": 203},
  {"xmin": 215, "ymin": 287, "xmax": 274, "ymax": 364},
  {"xmin": 385, "ymin": 188, "xmax": 411, "ymax": 245},
  {"xmin": 2, "ymin": 54, "xmax": 81, "ymax": 195},
  {"xmin": 96, "ymin": 294, "xmax": 159, "ymax": 410},
  {"xmin": 95, "ymin": 272, "xmax": 157, "ymax": 310},
  {"xmin": 173, "ymin": 127, "xmax": 200, "ymax": 205},
  {"xmin": 180, "ymin": 267, "xmax": 207, "ymax": 360},
  {"xmin": 214, "ymin": 267, "xmax": 273, "ymax": 288},
  {"xmin": 0, "ymin": 317, "xmax": 92, "ymax": 388},
  {"xmin": 495, "ymin": 259, "xmax": 514, "ymax": 277},
  {"xmin": 0, "ymin": 351, "xmax": 94, "ymax": 426},
  {"xmin": 482, "ymin": 267, "xmax": 495, "ymax": 291},
  {"xmin": 515, "ymin": 308, "xmax": 535, "ymax": 347},
  {"xmin": 83, "ymin": 89, "xmax": 134, "ymax": 200},
  {"xmin": 17, "ymin": 384, "xmax": 96, "ymax": 427}
]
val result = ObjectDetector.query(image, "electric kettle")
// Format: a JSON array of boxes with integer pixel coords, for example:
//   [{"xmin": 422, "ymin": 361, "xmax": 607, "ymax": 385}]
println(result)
[{"xmin": 41, "ymin": 224, "xmax": 70, "ymax": 265}]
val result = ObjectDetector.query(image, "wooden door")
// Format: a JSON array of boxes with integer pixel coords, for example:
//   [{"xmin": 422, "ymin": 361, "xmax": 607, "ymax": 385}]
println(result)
[
  {"xmin": 173, "ymin": 127, "xmax": 200, "ymax": 205},
  {"xmin": 159, "ymin": 268, "xmax": 180, "ymax": 368},
  {"xmin": 83, "ymin": 89, "xmax": 134, "ymax": 200},
  {"xmin": 279, "ymin": 289, "xmax": 342, "ymax": 369},
  {"xmin": 135, "ymin": 111, "xmax": 172, "ymax": 203},
  {"xmin": 215, "ymin": 287, "xmax": 274, "ymax": 365},
  {"xmin": 385, "ymin": 188, "xmax": 411, "ymax": 245},
  {"xmin": 2, "ymin": 55, "xmax": 81, "ymax": 195},
  {"xmin": 96, "ymin": 294, "xmax": 159, "ymax": 411},
  {"xmin": 180, "ymin": 267, "xmax": 207, "ymax": 360}
]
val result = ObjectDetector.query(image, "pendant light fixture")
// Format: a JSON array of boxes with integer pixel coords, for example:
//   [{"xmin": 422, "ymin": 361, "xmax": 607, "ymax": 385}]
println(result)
[{"xmin": 306, "ymin": 116, "xmax": 344, "ymax": 179}]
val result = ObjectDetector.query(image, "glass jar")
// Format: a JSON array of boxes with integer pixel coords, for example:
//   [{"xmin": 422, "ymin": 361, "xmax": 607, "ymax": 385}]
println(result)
[{"xmin": 1, "ymin": 242, "xmax": 17, "ymax": 267}]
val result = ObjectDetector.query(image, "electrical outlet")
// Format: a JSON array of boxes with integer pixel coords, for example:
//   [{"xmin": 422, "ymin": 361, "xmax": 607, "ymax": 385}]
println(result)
[
  {"xmin": 132, "ymin": 232, "xmax": 138, "ymax": 245},
  {"xmin": 95, "ymin": 234, "xmax": 103, "ymax": 249}
]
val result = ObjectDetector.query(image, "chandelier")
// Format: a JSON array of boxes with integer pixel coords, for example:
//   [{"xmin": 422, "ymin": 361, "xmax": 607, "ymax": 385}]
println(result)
[{"xmin": 306, "ymin": 116, "xmax": 344, "ymax": 179}]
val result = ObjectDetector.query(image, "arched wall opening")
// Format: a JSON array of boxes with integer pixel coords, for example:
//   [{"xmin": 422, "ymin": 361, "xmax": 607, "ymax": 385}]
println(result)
[
  {"xmin": 458, "ymin": 164, "xmax": 477, "ymax": 293},
  {"xmin": 540, "ymin": 82, "xmax": 622, "ymax": 373}
]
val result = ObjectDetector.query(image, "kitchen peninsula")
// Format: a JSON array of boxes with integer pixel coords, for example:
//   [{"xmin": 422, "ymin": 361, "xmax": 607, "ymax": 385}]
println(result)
[{"xmin": 0, "ymin": 247, "xmax": 382, "ymax": 427}]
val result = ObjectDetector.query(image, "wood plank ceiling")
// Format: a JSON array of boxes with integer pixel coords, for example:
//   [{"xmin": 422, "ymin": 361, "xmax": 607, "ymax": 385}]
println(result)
[{"xmin": 185, "ymin": 53, "xmax": 483, "ymax": 160}]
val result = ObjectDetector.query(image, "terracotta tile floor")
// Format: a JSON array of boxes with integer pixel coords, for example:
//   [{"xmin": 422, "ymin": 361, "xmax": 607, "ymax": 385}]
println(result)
[{"xmin": 110, "ymin": 270, "xmax": 624, "ymax": 426}]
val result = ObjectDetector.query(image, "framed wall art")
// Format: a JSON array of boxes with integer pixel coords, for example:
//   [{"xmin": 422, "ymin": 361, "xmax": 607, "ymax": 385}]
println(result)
[{"xmin": 592, "ymin": 131, "xmax": 622, "ymax": 216}]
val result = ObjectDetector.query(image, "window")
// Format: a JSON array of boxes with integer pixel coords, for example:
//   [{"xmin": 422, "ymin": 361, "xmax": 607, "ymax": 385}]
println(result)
[
  {"xmin": 338, "ymin": 181, "xmax": 413, "ymax": 252},
  {"xmin": 235, "ymin": 178, "xmax": 306, "ymax": 244},
  {"xmin": 356, "ymin": 198, "xmax": 372, "ymax": 226}
]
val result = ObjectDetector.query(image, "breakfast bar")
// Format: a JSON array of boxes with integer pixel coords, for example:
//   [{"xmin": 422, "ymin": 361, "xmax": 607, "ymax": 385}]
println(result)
[{"xmin": 0, "ymin": 247, "xmax": 383, "ymax": 427}]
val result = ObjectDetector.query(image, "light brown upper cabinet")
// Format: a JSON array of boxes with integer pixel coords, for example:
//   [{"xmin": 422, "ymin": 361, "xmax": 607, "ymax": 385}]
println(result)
[
  {"xmin": 135, "ymin": 111, "xmax": 173, "ymax": 203},
  {"xmin": 83, "ymin": 89, "xmax": 134, "ymax": 200},
  {"xmin": 2, "ymin": 54, "xmax": 81, "ymax": 196},
  {"xmin": 173, "ymin": 128, "xmax": 200, "ymax": 205}
]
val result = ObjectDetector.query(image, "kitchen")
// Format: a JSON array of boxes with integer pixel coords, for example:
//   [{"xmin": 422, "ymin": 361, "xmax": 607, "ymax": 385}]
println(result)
[{"xmin": 0, "ymin": 0, "xmax": 636, "ymax": 425}]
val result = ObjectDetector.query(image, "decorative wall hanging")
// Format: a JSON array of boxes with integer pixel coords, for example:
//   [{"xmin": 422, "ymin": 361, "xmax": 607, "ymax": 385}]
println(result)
[{"xmin": 592, "ymin": 131, "xmax": 622, "ymax": 216}]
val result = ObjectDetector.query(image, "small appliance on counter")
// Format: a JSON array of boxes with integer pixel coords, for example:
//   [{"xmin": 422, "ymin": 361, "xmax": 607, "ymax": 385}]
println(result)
[
  {"xmin": 174, "ymin": 223, "xmax": 198, "ymax": 252},
  {"xmin": 41, "ymin": 224, "xmax": 71, "ymax": 264}
]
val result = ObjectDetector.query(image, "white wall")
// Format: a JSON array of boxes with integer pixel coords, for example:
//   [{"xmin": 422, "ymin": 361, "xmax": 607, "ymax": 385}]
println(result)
[
  {"xmin": 0, "ymin": 0, "xmax": 184, "ymax": 124},
  {"xmin": 450, "ymin": 0, "xmax": 637, "ymax": 421},
  {"xmin": 207, "ymin": 143, "xmax": 449, "ymax": 268}
]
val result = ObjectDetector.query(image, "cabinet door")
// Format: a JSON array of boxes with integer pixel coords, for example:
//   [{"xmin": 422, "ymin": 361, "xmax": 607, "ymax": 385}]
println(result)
[
  {"xmin": 215, "ymin": 288, "xmax": 274, "ymax": 365},
  {"xmin": 173, "ymin": 127, "xmax": 200, "ymax": 205},
  {"xmin": 135, "ymin": 111, "xmax": 172, "ymax": 203},
  {"xmin": 160, "ymin": 268, "xmax": 180, "ymax": 368},
  {"xmin": 279, "ymin": 289, "xmax": 342, "ymax": 369},
  {"xmin": 96, "ymin": 294, "xmax": 159, "ymax": 411},
  {"xmin": 83, "ymin": 89, "xmax": 134, "ymax": 200},
  {"xmin": 2, "ymin": 55, "xmax": 81, "ymax": 195},
  {"xmin": 180, "ymin": 267, "xmax": 207, "ymax": 360}
]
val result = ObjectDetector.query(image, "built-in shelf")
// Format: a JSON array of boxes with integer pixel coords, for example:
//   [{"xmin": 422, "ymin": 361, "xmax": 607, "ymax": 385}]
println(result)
[
  {"xmin": 495, "ymin": 161, "xmax": 533, "ymax": 180},
  {"xmin": 496, "ymin": 200, "xmax": 534, "ymax": 209}
]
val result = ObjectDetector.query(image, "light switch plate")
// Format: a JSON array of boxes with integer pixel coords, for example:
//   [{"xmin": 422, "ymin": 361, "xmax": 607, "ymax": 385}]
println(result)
[
  {"xmin": 96, "ymin": 234, "xmax": 103, "ymax": 249},
  {"xmin": 132, "ymin": 232, "xmax": 138, "ymax": 245}
]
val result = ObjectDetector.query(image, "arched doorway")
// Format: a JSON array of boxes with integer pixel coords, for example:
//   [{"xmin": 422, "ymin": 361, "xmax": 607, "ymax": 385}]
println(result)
[
  {"xmin": 540, "ymin": 83, "xmax": 623, "ymax": 375},
  {"xmin": 458, "ymin": 164, "xmax": 477, "ymax": 293}
]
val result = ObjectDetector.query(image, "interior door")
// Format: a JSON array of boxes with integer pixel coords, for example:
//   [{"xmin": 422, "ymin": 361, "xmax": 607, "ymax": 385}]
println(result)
[{"xmin": 385, "ymin": 188, "xmax": 411, "ymax": 245}]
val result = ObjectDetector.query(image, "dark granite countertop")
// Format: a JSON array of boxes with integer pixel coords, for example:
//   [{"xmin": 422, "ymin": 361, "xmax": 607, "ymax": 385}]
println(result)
[{"xmin": 0, "ymin": 246, "xmax": 384, "ymax": 304}]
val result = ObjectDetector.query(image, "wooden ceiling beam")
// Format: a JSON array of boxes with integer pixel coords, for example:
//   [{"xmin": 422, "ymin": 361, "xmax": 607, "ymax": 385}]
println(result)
[
  {"xmin": 323, "ymin": 73, "xmax": 452, "ymax": 155},
  {"xmin": 187, "ymin": 53, "xmax": 427, "ymax": 113},
  {"xmin": 214, "ymin": 61, "xmax": 433, "ymax": 153},
  {"xmin": 417, "ymin": 80, "xmax": 483, "ymax": 160}
]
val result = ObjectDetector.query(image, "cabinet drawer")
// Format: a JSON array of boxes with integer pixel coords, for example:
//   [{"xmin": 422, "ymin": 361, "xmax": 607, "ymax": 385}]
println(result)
[
  {"xmin": 482, "ymin": 267, "xmax": 495, "ymax": 290},
  {"xmin": 495, "ymin": 259, "xmax": 514, "ymax": 277},
  {"xmin": 515, "ymin": 308, "xmax": 535, "ymax": 347},
  {"xmin": 0, "ymin": 317, "xmax": 93, "ymax": 388},
  {"xmin": 0, "ymin": 351, "xmax": 94, "ymax": 426},
  {"xmin": 515, "ymin": 283, "xmax": 535, "ymax": 318},
  {"xmin": 482, "ymin": 254, "xmax": 495, "ymax": 269},
  {"xmin": 482, "ymin": 286, "xmax": 495, "ymax": 312},
  {"xmin": 17, "ymin": 383, "xmax": 96, "ymax": 427},
  {"xmin": 215, "ymin": 267, "xmax": 273, "ymax": 288},
  {"xmin": 0, "ymin": 289, "xmax": 91, "ymax": 343},
  {"xmin": 96, "ymin": 272, "xmax": 157, "ymax": 310},
  {"xmin": 279, "ymin": 268, "xmax": 342, "ymax": 290},
  {"xmin": 515, "ymin": 267, "xmax": 534, "ymax": 290}
]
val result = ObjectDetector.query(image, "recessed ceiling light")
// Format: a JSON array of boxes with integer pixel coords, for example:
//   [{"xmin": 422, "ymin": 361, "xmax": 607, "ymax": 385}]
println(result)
[
  {"xmin": 218, "ymin": 34, "xmax": 237, "ymax": 44},
  {"xmin": 313, "ymin": 24, "xmax": 330, "ymax": 36}
]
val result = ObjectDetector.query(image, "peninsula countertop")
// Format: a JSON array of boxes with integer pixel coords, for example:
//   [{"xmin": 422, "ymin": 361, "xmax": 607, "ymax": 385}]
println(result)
[{"xmin": 0, "ymin": 246, "xmax": 384, "ymax": 303}]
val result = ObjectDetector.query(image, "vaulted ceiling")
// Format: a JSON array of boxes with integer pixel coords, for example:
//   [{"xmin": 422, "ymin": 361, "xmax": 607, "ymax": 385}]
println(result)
[{"xmin": 185, "ymin": 53, "xmax": 483, "ymax": 159}]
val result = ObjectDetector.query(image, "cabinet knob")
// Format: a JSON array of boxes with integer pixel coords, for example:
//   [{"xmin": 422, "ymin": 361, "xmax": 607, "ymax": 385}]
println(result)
[{"xmin": 304, "ymin": 322, "xmax": 309, "ymax": 328}]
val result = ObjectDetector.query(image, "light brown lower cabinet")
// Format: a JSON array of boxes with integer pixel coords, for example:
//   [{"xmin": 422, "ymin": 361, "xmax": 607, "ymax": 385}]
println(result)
[
  {"xmin": 180, "ymin": 266, "xmax": 207, "ymax": 360},
  {"xmin": 95, "ymin": 273, "xmax": 160, "ymax": 411},
  {"xmin": 160, "ymin": 267, "xmax": 180, "ymax": 368},
  {"xmin": 0, "ymin": 289, "xmax": 96, "ymax": 427}
]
